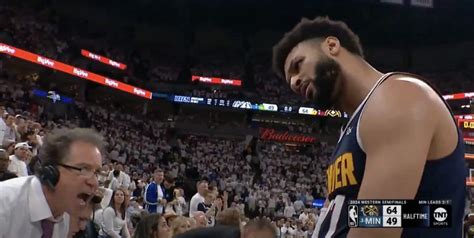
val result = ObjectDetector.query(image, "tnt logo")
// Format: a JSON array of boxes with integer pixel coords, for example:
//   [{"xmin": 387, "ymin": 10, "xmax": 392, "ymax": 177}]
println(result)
[{"xmin": 433, "ymin": 207, "xmax": 448, "ymax": 222}]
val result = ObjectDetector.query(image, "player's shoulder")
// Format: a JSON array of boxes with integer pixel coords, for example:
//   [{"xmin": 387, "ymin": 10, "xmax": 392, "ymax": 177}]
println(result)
[
  {"xmin": 377, "ymin": 73, "xmax": 438, "ymax": 104},
  {"xmin": 360, "ymin": 73, "xmax": 440, "ymax": 134},
  {"xmin": 365, "ymin": 73, "xmax": 440, "ymax": 118}
]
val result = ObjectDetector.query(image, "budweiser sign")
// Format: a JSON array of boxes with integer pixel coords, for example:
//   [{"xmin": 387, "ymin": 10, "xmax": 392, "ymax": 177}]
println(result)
[{"xmin": 259, "ymin": 128, "xmax": 317, "ymax": 143}]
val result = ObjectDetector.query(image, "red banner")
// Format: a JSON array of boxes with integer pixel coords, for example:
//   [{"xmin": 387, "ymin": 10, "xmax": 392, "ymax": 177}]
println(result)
[
  {"xmin": 259, "ymin": 128, "xmax": 317, "ymax": 144},
  {"xmin": 192, "ymin": 75, "xmax": 242, "ymax": 86},
  {"xmin": 81, "ymin": 49, "xmax": 127, "ymax": 70},
  {"xmin": 0, "ymin": 43, "xmax": 151, "ymax": 99},
  {"xmin": 455, "ymin": 114, "xmax": 474, "ymax": 120},
  {"xmin": 443, "ymin": 92, "xmax": 474, "ymax": 100}
]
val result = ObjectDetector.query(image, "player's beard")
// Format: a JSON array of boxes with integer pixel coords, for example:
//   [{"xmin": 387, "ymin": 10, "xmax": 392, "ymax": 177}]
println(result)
[{"xmin": 311, "ymin": 56, "xmax": 342, "ymax": 110}]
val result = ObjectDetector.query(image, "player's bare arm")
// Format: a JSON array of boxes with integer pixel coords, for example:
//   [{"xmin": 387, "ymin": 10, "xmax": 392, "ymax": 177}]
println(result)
[{"xmin": 347, "ymin": 76, "xmax": 441, "ymax": 238}]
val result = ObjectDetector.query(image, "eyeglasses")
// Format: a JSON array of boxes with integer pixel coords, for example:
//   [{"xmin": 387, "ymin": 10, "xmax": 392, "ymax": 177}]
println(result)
[{"xmin": 58, "ymin": 163, "xmax": 100, "ymax": 178}]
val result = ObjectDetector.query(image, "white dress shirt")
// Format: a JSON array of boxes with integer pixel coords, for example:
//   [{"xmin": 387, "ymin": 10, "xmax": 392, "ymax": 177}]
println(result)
[
  {"xmin": 189, "ymin": 193, "xmax": 205, "ymax": 217},
  {"xmin": 8, "ymin": 154, "xmax": 28, "ymax": 177},
  {"xmin": 0, "ymin": 176, "xmax": 70, "ymax": 238}
]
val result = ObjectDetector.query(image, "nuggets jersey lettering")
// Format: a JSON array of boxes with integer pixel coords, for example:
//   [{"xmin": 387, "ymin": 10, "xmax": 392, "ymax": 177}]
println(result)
[{"xmin": 313, "ymin": 72, "xmax": 467, "ymax": 238}]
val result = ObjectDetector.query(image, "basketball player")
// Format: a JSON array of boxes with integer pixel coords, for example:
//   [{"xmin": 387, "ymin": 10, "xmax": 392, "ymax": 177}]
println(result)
[{"xmin": 272, "ymin": 17, "xmax": 467, "ymax": 238}]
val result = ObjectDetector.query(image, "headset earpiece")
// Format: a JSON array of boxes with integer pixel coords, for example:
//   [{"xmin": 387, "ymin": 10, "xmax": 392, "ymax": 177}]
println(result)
[{"xmin": 37, "ymin": 163, "xmax": 60, "ymax": 190}]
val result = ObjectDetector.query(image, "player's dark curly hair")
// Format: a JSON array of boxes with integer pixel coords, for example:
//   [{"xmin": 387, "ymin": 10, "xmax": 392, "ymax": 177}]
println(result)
[{"xmin": 272, "ymin": 16, "xmax": 364, "ymax": 79}]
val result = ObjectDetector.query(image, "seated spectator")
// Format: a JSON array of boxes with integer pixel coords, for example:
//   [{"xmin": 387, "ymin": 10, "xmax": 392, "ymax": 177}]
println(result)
[
  {"xmin": 8, "ymin": 142, "xmax": 30, "ymax": 177},
  {"xmin": 169, "ymin": 216, "xmax": 192, "ymax": 236},
  {"xmin": 133, "ymin": 214, "xmax": 171, "ymax": 238},
  {"xmin": 99, "ymin": 188, "xmax": 131, "ymax": 238}
]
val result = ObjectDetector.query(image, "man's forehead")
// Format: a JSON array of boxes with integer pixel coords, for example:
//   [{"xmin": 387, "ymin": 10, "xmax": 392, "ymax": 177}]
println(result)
[
  {"xmin": 284, "ymin": 39, "xmax": 321, "ymax": 73},
  {"xmin": 68, "ymin": 147, "xmax": 102, "ymax": 168},
  {"xmin": 284, "ymin": 44, "xmax": 301, "ymax": 76}
]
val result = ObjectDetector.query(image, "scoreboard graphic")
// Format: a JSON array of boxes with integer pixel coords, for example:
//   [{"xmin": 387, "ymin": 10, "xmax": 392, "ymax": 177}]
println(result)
[{"xmin": 348, "ymin": 200, "xmax": 451, "ymax": 228}]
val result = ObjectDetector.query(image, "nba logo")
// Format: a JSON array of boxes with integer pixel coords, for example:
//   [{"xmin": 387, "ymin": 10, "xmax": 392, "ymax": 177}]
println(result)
[{"xmin": 348, "ymin": 205, "xmax": 359, "ymax": 227}]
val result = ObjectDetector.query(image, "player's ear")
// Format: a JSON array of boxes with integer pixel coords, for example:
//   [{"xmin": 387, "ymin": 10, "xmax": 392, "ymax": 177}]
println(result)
[{"xmin": 321, "ymin": 36, "xmax": 341, "ymax": 57}]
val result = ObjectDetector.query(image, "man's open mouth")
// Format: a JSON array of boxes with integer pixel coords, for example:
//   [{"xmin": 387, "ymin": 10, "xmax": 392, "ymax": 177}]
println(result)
[{"xmin": 77, "ymin": 193, "xmax": 92, "ymax": 206}]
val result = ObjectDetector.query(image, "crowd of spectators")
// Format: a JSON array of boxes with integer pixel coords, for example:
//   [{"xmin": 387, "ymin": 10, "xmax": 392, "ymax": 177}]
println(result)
[
  {"xmin": 2, "ymin": 2, "xmax": 474, "ymax": 110},
  {"xmin": 0, "ymin": 64, "xmax": 329, "ymax": 237},
  {"xmin": 1, "ymin": 2, "xmax": 474, "ymax": 237}
]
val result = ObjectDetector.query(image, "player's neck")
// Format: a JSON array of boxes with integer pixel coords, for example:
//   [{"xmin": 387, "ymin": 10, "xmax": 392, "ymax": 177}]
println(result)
[
  {"xmin": 42, "ymin": 184, "xmax": 65, "ymax": 218},
  {"xmin": 338, "ymin": 57, "xmax": 384, "ymax": 115}
]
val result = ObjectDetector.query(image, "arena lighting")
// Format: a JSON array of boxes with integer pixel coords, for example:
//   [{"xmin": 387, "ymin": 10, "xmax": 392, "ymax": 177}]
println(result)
[
  {"xmin": 163, "ymin": 93, "xmax": 349, "ymax": 118},
  {"xmin": 442, "ymin": 92, "xmax": 474, "ymax": 100},
  {"xmin": 33, "ymin": 89, "xmax": 74, "ymax": 104},
  {"xmin": 0, "ymin": 43, "xmax": 152, "ymax": 99},
  {"xmin": 191, "ymin": 75, "xmax": 242, "ymax": 86},
  {"xmin": 81, "ymin": 49, "xmax": 127, "ymax": 70}
]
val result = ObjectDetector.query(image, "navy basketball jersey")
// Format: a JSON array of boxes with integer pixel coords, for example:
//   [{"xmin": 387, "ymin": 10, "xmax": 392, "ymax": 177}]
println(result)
[{"xmin": 313, "ymin": 72, "xmax": 467, "ymax": 238}]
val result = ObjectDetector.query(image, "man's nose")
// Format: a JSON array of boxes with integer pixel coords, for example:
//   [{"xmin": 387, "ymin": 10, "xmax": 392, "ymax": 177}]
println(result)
[
  {"xmin": 290, "ymin": 76, "xmax": 303, "ymax": 93},
  {"xmin": 85, "ymin": 175, "xmax": 99, "ymax": 190}
]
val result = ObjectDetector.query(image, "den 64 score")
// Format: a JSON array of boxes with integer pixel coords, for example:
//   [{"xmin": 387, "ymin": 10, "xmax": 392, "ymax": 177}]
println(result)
[{"xmin": 347, "ymin": 200, "xmax": 451, "ymax": 228}]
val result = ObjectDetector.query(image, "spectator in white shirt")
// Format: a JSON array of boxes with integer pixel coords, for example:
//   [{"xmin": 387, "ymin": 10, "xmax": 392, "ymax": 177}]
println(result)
[
  {"xmin": 293, "ymin": 199, "xmax": 305, "ymax": 215},
  {"xmin": 280, "ymin": 220, "xmax": 294, "ymax": 238},
  {"xmin": 3, "ymin": 114, "xmax": 16, "ymax": 143},
  {"xmin": 189, "ymin": 179, "xmax": 209, "ymax": 218},
  {"xmin": 0, "ymin": 128, "xmax": 104, "ymax": 238},
  {"xmin": 298, "ymin": 209, "xmax": 310, "ymax": 224},
  {"xmin": 107, "ymin": 163, "xmax": 130, "ymax": 189},
  {"xmin": 8, "ymin": 142, "xmax": 30, "ymax": 177},
  {"xmin": 284, "ymin": 202, "xmax": 296, "ymax": 219},
  {"xmin": 0, "ymin": 104, "xmax": 6, "ymax": 144},
  {"xmin": 99, "ymin": 188, "xmax": 131, "ymax": 238},
  {"xmin": 294, "ymin": 221, "xmax": 307, "ymax": 238},
  {"xmin": 109, "ymin": 169, "xmax": 121, "ymax": 191}
]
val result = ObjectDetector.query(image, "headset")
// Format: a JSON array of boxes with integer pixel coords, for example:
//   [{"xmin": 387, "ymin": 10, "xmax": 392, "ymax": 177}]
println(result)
[{"xmin": 35, "ymin": 155, "xmax": 61, "ymax": 190}]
